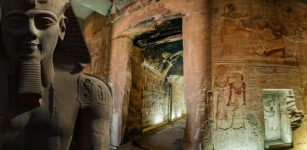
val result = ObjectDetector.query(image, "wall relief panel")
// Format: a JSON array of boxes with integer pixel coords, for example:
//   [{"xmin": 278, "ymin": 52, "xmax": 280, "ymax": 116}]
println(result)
[
  {"xmin": 213, "ymin": 62, "xmax": 304, "ymax": 150},
  {"xmin": 213, "ymin": 63, "xmax": 264, "ymax": 150},
  {"xmin": 212, "ymin": 0, "xmax": 307, "ymax": 63}
]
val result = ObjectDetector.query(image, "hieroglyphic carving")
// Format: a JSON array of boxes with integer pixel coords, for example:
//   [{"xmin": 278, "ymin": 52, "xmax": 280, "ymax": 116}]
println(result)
[
  {"xmin": 246, "ymin": 65, "xmax": 301, "ymax": 88},
  {"xmin": 78, "ymin": 75, "xmax": 111, "ymax": 107}
]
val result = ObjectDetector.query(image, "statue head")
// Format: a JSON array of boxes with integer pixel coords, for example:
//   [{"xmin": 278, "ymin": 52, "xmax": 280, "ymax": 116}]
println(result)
[{"xmin": 1, "ymin": 0, "xmax": 70, "ymax": 106}]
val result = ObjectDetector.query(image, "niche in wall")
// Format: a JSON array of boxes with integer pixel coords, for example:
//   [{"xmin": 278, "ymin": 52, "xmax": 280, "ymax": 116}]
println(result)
[{"xmin": 262, "ymin": 89, "xmax": 294, "ymax": 150}]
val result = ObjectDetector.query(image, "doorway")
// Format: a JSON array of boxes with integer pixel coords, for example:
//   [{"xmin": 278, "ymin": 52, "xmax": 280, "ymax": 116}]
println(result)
[{"xmin": 124, "ymin": 17, "xmax": 186, "ymax": 142}]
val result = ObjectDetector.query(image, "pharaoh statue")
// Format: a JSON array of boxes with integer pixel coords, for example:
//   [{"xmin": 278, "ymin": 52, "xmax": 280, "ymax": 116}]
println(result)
[{"xmin": 0, "ymin": 0, "xmax": 112, "ymax": 150}]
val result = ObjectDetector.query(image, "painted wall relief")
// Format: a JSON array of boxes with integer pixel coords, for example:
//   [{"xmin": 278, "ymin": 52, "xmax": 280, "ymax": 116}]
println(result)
[
  {"xmin": 213, "ymin": 63, "xmax": 305, "ymax": 149},
  {"xmin": 214, "ymin": 65, "xmax": 229, "ymax": 130},
  {"xmin": 211, "ymin": 1, "xmax": 307, "ymax": 149},
  {"xmin": 213, "ymin": 64, "xmax": 264, "ymax": 150},
  {"xmin": 228, "ymin": 72, "xmax": 247, "ymax": 129},
  {"xmin": 214, "ymin": 65, "xmax": 246, "ymax": 130},
  {"xmin": 263, "ymin": 92, "xmax": 283, "ymax": 141},
  {"xmin": 219, "ymin": 17, "xmax": 292, "ymax": 58},
  {"xmin": 246, "ymin": 65, "xmax": 304, "ymax": 121},
  {"xmin": 213, "ymin": 0, "xmax": 307, "ymax": 61}
]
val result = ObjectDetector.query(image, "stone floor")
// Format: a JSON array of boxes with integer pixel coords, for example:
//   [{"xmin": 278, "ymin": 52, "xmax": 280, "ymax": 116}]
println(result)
[{"xmin": 119, "ymin": 118, "xmax": 186, "ymax": 150}]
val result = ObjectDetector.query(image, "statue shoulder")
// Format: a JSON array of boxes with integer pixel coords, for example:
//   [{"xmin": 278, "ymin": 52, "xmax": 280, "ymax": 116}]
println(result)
[{"xmin": 77, "ymin": 74, "xmax": 112, "ymax": 106}]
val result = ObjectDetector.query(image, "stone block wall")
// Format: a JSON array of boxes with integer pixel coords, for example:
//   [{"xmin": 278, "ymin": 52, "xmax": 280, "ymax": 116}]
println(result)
[
  {"xmin": 211, "ymin": 0, "xmax": 307, "ymax": 149},
  {"xmin": 80, "ymin": 0, "xmax": 307, "ymax": 149}
]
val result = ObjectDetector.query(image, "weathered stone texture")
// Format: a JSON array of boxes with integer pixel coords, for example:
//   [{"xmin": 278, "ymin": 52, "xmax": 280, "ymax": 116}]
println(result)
[
  {"xmin": 124, "ymin": 46, "xmax": 144, "ymax": 142},
  {"xmin": 211, "ymin": 0, "xmax": 307, "ymax": 149},
  {"xmin": 109, "ymin": 0, "xmax": 212, "ymax": 149},
  {"xmin": 81, "ymin": 0, "xmax": 307, "ymax": 149},
  {"xmin": 168, "ymin": 75, "xmax": 186, "ymax": 121},
  {"xmin": 82, "ymin": 12, "xmax": 112, "ymax": 82}
]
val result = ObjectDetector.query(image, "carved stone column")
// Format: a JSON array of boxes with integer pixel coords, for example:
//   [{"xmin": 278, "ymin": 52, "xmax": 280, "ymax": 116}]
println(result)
[
  {"xmin": 108, "ymin": 37, "xmax": 131, "ymax": 147},
  {"xmin": 182, "ymin": 0, "xmax": 212, "ymax": 149}
]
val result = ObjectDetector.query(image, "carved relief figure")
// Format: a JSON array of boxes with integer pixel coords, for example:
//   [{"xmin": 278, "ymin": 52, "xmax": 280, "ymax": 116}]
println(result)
[
  {"xmin": 228, "ymin": 72, "xmax": 246, "ymax": 129},
  {"xmin": 0, "ymin": 0, "xmax": 112, "ymax": 150},
  {"xmin": 241, "ymin": 19, "xmax": 288, "ymax": 58},
  {"xmin": 221, "ymin": 2, "xmax": 250, "ymax": 19},
  {"xmin": 214, "ymin": 65, "xmax": 231, "ymax": 129},
  {"xmin": 263, "ymin": 98, "xmax": 279, "ymax": 131},
  {"xmin": 263, "ymin": 94, "xmax": 282, "ymax": 141},
  {"xmin": 222, "ymin": 3, "xmax": 243, "ymax": 18}
]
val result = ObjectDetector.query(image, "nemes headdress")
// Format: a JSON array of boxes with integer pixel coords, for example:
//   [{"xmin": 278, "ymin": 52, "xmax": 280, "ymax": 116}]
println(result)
[{"xmin": 1, "ymin": 0, "xmax": 70, "ymax": 15}]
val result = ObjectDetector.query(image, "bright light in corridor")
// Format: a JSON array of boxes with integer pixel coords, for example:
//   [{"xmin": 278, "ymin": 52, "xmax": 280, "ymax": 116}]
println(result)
[
  {"xmin": 154, "ymin": 115, "xmax": 164, "ymax": 124},
  {"xmin": 176, "ymin": 111, "xmax": 182, "ymax": 118}
]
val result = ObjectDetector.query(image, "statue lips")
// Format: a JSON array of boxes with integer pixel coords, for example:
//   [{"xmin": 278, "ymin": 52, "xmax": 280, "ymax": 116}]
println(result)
[{"xmin": 18, "ymin": 42, "xmax": 41, "ymax": 60}]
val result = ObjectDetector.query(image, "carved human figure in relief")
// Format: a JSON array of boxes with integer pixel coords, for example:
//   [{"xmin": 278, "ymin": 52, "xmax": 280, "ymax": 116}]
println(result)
[
  {"xmin": 214, "ymin": 65, "xmax": 231, "ymax": 129},
  {"xmin": 227, "ymin": 72, "xmax": 246, "ymax": 129},
  {"xmin": 263, "ymin": 98, "xmax": 279, "ymax": 130},
  {"xmin": 0, "ymin": 0, "xmax": 112, "ymax": 150}
]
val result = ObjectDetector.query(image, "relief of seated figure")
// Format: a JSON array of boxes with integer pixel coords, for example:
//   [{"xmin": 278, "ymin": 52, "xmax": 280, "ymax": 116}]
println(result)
[{"xmin": 0, "ymin": 0, "xmax": 112, "ymax": 150}]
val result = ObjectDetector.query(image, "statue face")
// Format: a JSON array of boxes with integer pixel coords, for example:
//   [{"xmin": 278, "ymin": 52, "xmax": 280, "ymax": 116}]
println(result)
[
  {"xmin": 0, "ymin": 0, "xmax": 68, "ymax": 106},
  {"xmin": 1, "ymin": 8, "xmax": 65, "ymax": 62}
]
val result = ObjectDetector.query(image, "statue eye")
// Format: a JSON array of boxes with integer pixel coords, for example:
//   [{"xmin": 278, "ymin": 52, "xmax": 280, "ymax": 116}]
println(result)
[
  {"xmin": 5, "ymin": 15, "xmax": 27, "ymax": 27},
  {"xmin": 34, "ymin": 14, "xmax": 56, "ymax": 30}
]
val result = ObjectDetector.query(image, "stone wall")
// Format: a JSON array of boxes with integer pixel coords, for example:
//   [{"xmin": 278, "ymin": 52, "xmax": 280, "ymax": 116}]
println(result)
[
  {"xmin": 124, "ymin": 46, "xmax": 143, "ymax": 142},
  {"xmin": 211, "ymin": 0, "xmax": 307, "ymax": 149},
  {"xmin": 109, "ymin": 0, "xmax": 212, "ymax": 149},
  {"xmin": 82, "ymin": 12, "xmax": 112, "ymax": 82},
  {"xmin": 124, "ymin": 42, "xmax": 183, "ymax": 141},
  {"xmin": 80, "ymin": 0, "xmax": 307, "ymax": 149},
  {"xmin": 168, "ymin": 75, "xmax": 186, "ymax": 121},
  {"xmin": 142, "ymin": 62, "xmax": 170, "ymax": 128}
]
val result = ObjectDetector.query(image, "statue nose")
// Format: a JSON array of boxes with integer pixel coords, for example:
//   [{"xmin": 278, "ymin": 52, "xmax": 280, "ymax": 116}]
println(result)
[{"xmin": 27, "ymin": 19, "xmax": 39, "ymax": 40}]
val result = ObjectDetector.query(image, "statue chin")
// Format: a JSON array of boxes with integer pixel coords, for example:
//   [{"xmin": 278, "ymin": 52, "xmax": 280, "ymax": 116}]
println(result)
[{"xmin": 17, "ymin": 61, "xmax": 42, "ymax": 107}]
